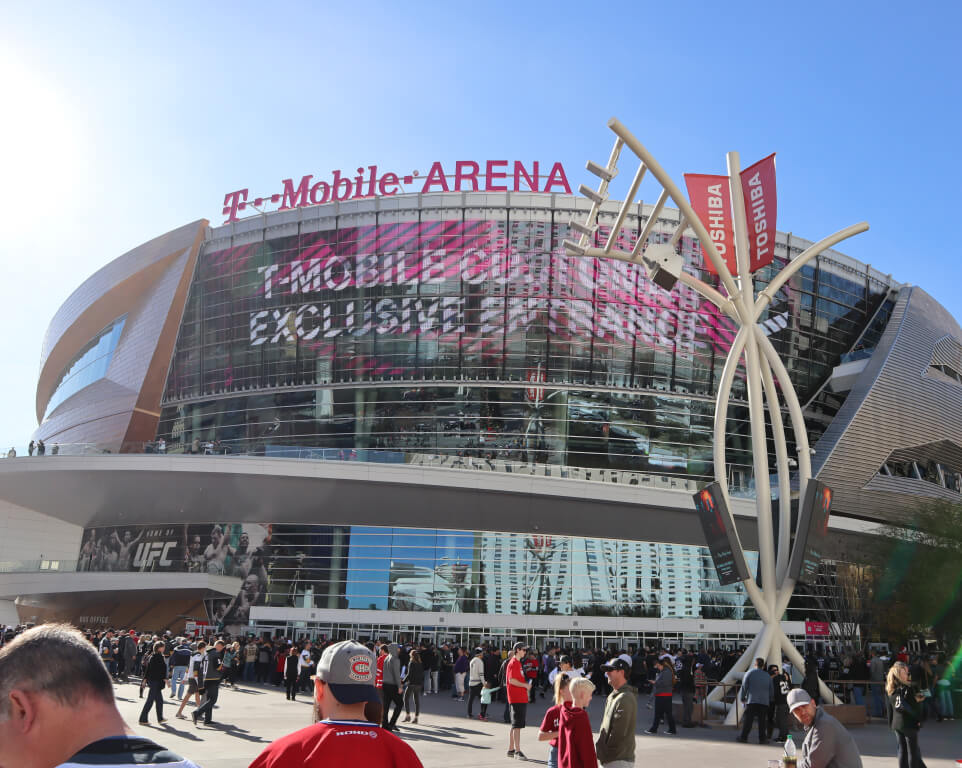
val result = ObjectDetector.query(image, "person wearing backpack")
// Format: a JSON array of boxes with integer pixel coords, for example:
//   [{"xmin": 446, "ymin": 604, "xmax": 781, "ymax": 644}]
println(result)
[
  {"xmin": 169, "ymin": 637, "xmax": 192, "ymax": 700},
  {"xmin": 498, "ymin": 653, "xmax": 513, "ymax": 723}
]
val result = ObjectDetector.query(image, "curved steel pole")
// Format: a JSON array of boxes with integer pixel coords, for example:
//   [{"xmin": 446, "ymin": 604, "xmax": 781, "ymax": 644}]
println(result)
[
  {"xmin": 753, "ymin": 325, "xmax": 812, "ymax": 493},
  {"xmin": 712, "ymin": 326, "xmax": 749, "ymax": 501},
  {"xmin": 728, "ymin": 153, "xmax": 777, "ymax": 658},
  {"xmin": 580, "ymin": 246, "xmax": 738, "ymax": 321},
  {"xmin": 759, "ymin": 354, "xmax": 792, "ymax": 585},
  {"xmin": 607, "ymin": 118, "xmax": 748, "ymax": 319},
  {"xmin": 754, "ymin": 223, "xmax": 870, "ymax": 321}
]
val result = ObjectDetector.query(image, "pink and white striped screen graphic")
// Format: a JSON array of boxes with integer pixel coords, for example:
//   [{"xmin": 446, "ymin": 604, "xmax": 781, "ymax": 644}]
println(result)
[{"xmin": 196, "ymin": 219, "xmax": 791, "ymax": 385}]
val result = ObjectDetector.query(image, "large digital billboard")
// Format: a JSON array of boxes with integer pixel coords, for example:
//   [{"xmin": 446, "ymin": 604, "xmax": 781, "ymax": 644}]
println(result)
[
  {"xmin": 788, "ymin": 480, "xmax": 832, "ymax": 584},
  {"xmin": 692, "ymin": 482, "xmax": 751, "ymax": 586}
]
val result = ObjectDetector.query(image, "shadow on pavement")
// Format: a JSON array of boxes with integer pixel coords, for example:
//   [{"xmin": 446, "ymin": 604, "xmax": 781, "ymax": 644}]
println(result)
[
  {"xmin": 199, "ymin": 722, "xmax": 269, "ymax": 744},
  {"xmin": 152, "ymin": 724, "xmax": 203, "ymax": 742},
  {"xmin": 396, "ymin": 724, "xmax": 493, "ymax": 750}
]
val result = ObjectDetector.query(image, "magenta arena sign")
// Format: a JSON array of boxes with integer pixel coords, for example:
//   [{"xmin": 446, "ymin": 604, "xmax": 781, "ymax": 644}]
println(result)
[{"xmin": 222, "ymin": 160, "xmax": 572, "ymax": 223}]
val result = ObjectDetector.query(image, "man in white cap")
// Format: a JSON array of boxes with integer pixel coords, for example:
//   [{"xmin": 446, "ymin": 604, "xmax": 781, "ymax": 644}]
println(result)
[
  {"xmin": 786, "ymin": 689, "xmax": 863, "ymax": 768},
  {"xmin": 249, "ymin": 640, "xmax": 422, "ymax": 768}
]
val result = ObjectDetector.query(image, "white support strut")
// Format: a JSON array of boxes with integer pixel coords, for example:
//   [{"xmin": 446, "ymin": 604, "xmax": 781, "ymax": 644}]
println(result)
[{"xmin": 569, "ymin": 118, "xmax": 865, "ymax": 710}]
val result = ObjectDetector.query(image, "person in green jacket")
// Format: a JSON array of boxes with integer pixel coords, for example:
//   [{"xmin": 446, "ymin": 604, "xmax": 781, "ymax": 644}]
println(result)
[{"xmin": 596, "ymin": 658, "xmax": 637, "ymax": 767}]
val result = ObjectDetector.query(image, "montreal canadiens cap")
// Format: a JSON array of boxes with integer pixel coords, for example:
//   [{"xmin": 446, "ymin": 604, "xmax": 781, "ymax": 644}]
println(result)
[
  {"xmin": 315, "ymin": 640, "xmax": 380, "ymax": 705},
  {"xmin": 787, "ymin": 688, "xmax": 812, "ymax": 712},
  {"xmin": 602, "ymin": 658, "xmax": 631, "ymax": 673}
]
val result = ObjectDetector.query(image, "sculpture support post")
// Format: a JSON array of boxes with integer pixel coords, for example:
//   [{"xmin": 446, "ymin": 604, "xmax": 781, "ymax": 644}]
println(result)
[
  {"xmin": 729, "ymin": 151, "xmax": 778, "ymax": 662},
  {"xmin": 567, "ymin": 118, "xmax": 869, "ymax": 712}
]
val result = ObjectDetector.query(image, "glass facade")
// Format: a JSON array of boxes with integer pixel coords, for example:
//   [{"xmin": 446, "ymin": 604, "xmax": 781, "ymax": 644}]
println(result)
[
  {"xmin": 157, "ymin": 196, "xmax": 892, "ymax": 487},
  {"xmin": 77, "ymin": 522, "xmax": 763, "ymax": 632},
  {"xmin": 44, "ymin": 315, "xmax": 127, "ymax": 420}
]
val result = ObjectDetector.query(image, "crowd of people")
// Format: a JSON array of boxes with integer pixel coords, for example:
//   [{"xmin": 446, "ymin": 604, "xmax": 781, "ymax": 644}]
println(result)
[{"xmin": 0, "ymin": 621, "xmax": 958, "ymax": 768}]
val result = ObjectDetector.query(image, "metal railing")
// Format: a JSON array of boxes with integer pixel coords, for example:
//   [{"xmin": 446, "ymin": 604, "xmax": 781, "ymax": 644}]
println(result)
[
  {"xmin": 701, "ymin": 678, "xmax": 913, "ymax": 724},
  {"xmin": 1, "ymin": 441, "xmax": 747, "ymax": 494}
]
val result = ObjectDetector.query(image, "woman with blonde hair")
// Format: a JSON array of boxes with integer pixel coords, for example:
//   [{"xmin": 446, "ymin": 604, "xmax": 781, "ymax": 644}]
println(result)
[
  {"xmin": 558, "ymin": 677, "xmax": 597, "ymax": 768},
  {"xmin": 886, "ymin": 660, "xmax": 928, "ymax": 768},
  {"xmin": 539, "ymin": 673, "xmax": 573, "ymax": 768}
]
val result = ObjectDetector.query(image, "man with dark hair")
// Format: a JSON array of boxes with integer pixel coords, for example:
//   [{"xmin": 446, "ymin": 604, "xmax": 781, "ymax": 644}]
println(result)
[
  {"xmin": 505, "ymin": 642, "xmax": 531, "ymax": 759},
  {"xmin": 192, "ymin": 639, "xmax": 226, "ymax": 726},
  {"xmin": 0, "ymin": 623, "xmax": 200, "ymax": 768},
  {"xmin": 380, "ymin": 643, "xmax": 404, "ymax": 732},
  {"xmin": 738, "ymin": 657, "xmax": 774, "ymax": 744},
  {"xmin": 100, "ymin": 629, "xmax": 117, "ymax": 679},
  {"xmin": 249, "ymin": 640, "xmax": 422, "ymax": 768}
]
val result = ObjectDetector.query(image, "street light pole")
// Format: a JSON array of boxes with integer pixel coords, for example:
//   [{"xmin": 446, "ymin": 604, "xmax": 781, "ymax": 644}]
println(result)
[{"xmin": 564, "ymin": 118, "xmax": 869, "ymax": 715}]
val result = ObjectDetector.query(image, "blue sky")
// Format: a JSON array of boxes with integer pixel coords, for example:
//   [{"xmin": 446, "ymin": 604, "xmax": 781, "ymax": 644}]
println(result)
[{"xmin": 1, "ymin": 1, "xmax": 959, "ymax": 446}]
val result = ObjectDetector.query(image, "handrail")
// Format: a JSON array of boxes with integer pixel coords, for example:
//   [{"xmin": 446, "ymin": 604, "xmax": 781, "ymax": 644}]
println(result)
[{"xmin": 1, "ymin": 444, "xmax": 763, "ymax": 496}]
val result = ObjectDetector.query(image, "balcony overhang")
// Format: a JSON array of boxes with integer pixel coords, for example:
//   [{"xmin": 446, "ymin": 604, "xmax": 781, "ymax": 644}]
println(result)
[
  {"xmin": 0, "ymin": 570, "xmax": 241, "ymax": 601},
  {"xmin": 0, "ymin": 455, "xmax": 878, "ymax": 553}
]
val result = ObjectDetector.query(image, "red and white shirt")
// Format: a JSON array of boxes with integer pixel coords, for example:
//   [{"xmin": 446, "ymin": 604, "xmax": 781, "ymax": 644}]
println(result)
[
  {"xmin": 540, "ymin": 704, "xmax": 562, "ymax": 747},
  {"xmin": 376, "ymin": 653, "xmax": 386, "ymax": 688},
  {"xmin": 248, "ymin": 720, "xmax": 423, "ymax": 768}
]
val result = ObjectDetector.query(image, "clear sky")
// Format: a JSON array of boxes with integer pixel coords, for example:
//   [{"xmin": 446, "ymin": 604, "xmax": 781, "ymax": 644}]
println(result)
[{"xmin": 1, "ymin": 0, "xmax": 959, "ymax": 447}]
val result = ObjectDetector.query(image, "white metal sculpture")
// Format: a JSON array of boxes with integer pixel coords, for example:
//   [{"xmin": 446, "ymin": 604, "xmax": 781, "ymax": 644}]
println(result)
[{"xmin": 565, "ymin": 118, "xmax": 869, "ymax": 716}]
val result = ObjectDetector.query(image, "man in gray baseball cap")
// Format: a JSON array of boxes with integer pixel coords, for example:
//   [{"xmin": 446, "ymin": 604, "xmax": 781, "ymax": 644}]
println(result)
[
  {"xmin": 786, "ymin": 689, "xmax": 862, "ymax": 768},
  {"xmin": 249, "ymin": 640, "xmax": 423, "ymax": 767},
  {"xmin": 316, "ymin": 640, "xmax": 381, "ymax": 705}
]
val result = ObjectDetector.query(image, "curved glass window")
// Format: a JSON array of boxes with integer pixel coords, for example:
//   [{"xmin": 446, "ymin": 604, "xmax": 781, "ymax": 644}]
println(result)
[
  {"xmin": 44, "ymin": 315, "xmax": 126, "ymax": 420},
  {"xmin": 76, "ymin": 522, "xmax": 765, "ymax": 623}
]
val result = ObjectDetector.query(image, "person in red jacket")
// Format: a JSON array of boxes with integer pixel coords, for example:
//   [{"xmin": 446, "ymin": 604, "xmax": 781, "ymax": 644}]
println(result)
[
  {"xmin": 558, "ymin": 677, "xmax": 597, "ymax": 768},
  {"xmin": 523, "ymin": 651, "xmax": 540, "ymax": 703},
  {"xmin": 376, "ymin": 644, "xmax": 387, "ymax": 689}
]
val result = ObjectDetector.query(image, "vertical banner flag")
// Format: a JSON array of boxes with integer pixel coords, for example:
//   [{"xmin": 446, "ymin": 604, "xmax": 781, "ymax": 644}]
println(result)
[
  {"xmin": 739, "ymin": 153, "xmax": 777, "ymax": 272},
  {"xmin": 684, "ymin": 174, "xmax": 735, "ymax": 275}
]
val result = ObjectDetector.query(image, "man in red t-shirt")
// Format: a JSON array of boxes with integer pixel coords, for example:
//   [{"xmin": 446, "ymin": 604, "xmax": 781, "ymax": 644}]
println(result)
[
  {"xmin": 506, "ymin": 641, "xmax": 532, "ymax": 759},
  {"xmin": 249, "ymin": 640, "xmax": 422, "ymax": 768}
]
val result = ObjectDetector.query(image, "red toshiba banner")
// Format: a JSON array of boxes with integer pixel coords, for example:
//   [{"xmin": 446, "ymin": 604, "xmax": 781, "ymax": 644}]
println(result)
[
  {"xmin": 805, "ymin": 620, "xmax": 830, "ymax": 636},
  {"xmin": 740, "ymin": 153, "xmax": 777, "ymax": 272},
  {"xmin": 684, "ymin": 174, "xmax": 735, "ymax": 275}
]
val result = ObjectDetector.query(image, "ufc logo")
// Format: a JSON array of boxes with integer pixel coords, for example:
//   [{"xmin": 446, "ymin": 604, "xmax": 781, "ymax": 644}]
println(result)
[{"xmin": 133, "ymin": 541, "xmax": 176, "ymax": 568}]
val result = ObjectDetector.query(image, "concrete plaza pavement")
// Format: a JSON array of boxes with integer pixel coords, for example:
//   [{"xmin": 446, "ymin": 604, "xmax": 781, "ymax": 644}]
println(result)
[{"xmin": 114, "ymin": 680, "xmax": 962, "ymax": 768}]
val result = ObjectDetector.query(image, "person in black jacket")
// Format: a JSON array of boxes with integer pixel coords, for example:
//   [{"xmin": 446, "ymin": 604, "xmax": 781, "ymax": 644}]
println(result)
[
  {"xmin": 769, "ymin": 664, "xmax": 792, "ymax": 742},
  {"xmin": 138, "ymin": 641, "xmax": 169, "ymax": 724},
  {"xmin": 192, "ymin": 640, "xmax": 226, "ymax": 726},
  {"xmin": 886, "ymin": 660, "xmax": 928, "ymax": 768},
  {"xmin": 802, "ymin": 653, "xmax": 821, "ymax": 704},
  {"xmin": 284, "ymin": 647, "xmax": 300, "ymax": 700},
  {"xmin": 403, "ymin": 649, "xmax": 424, "ymax": 723},
  {"xmin": 677, "ymin": 655, "xmax": 696, "ymax": 726}
]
